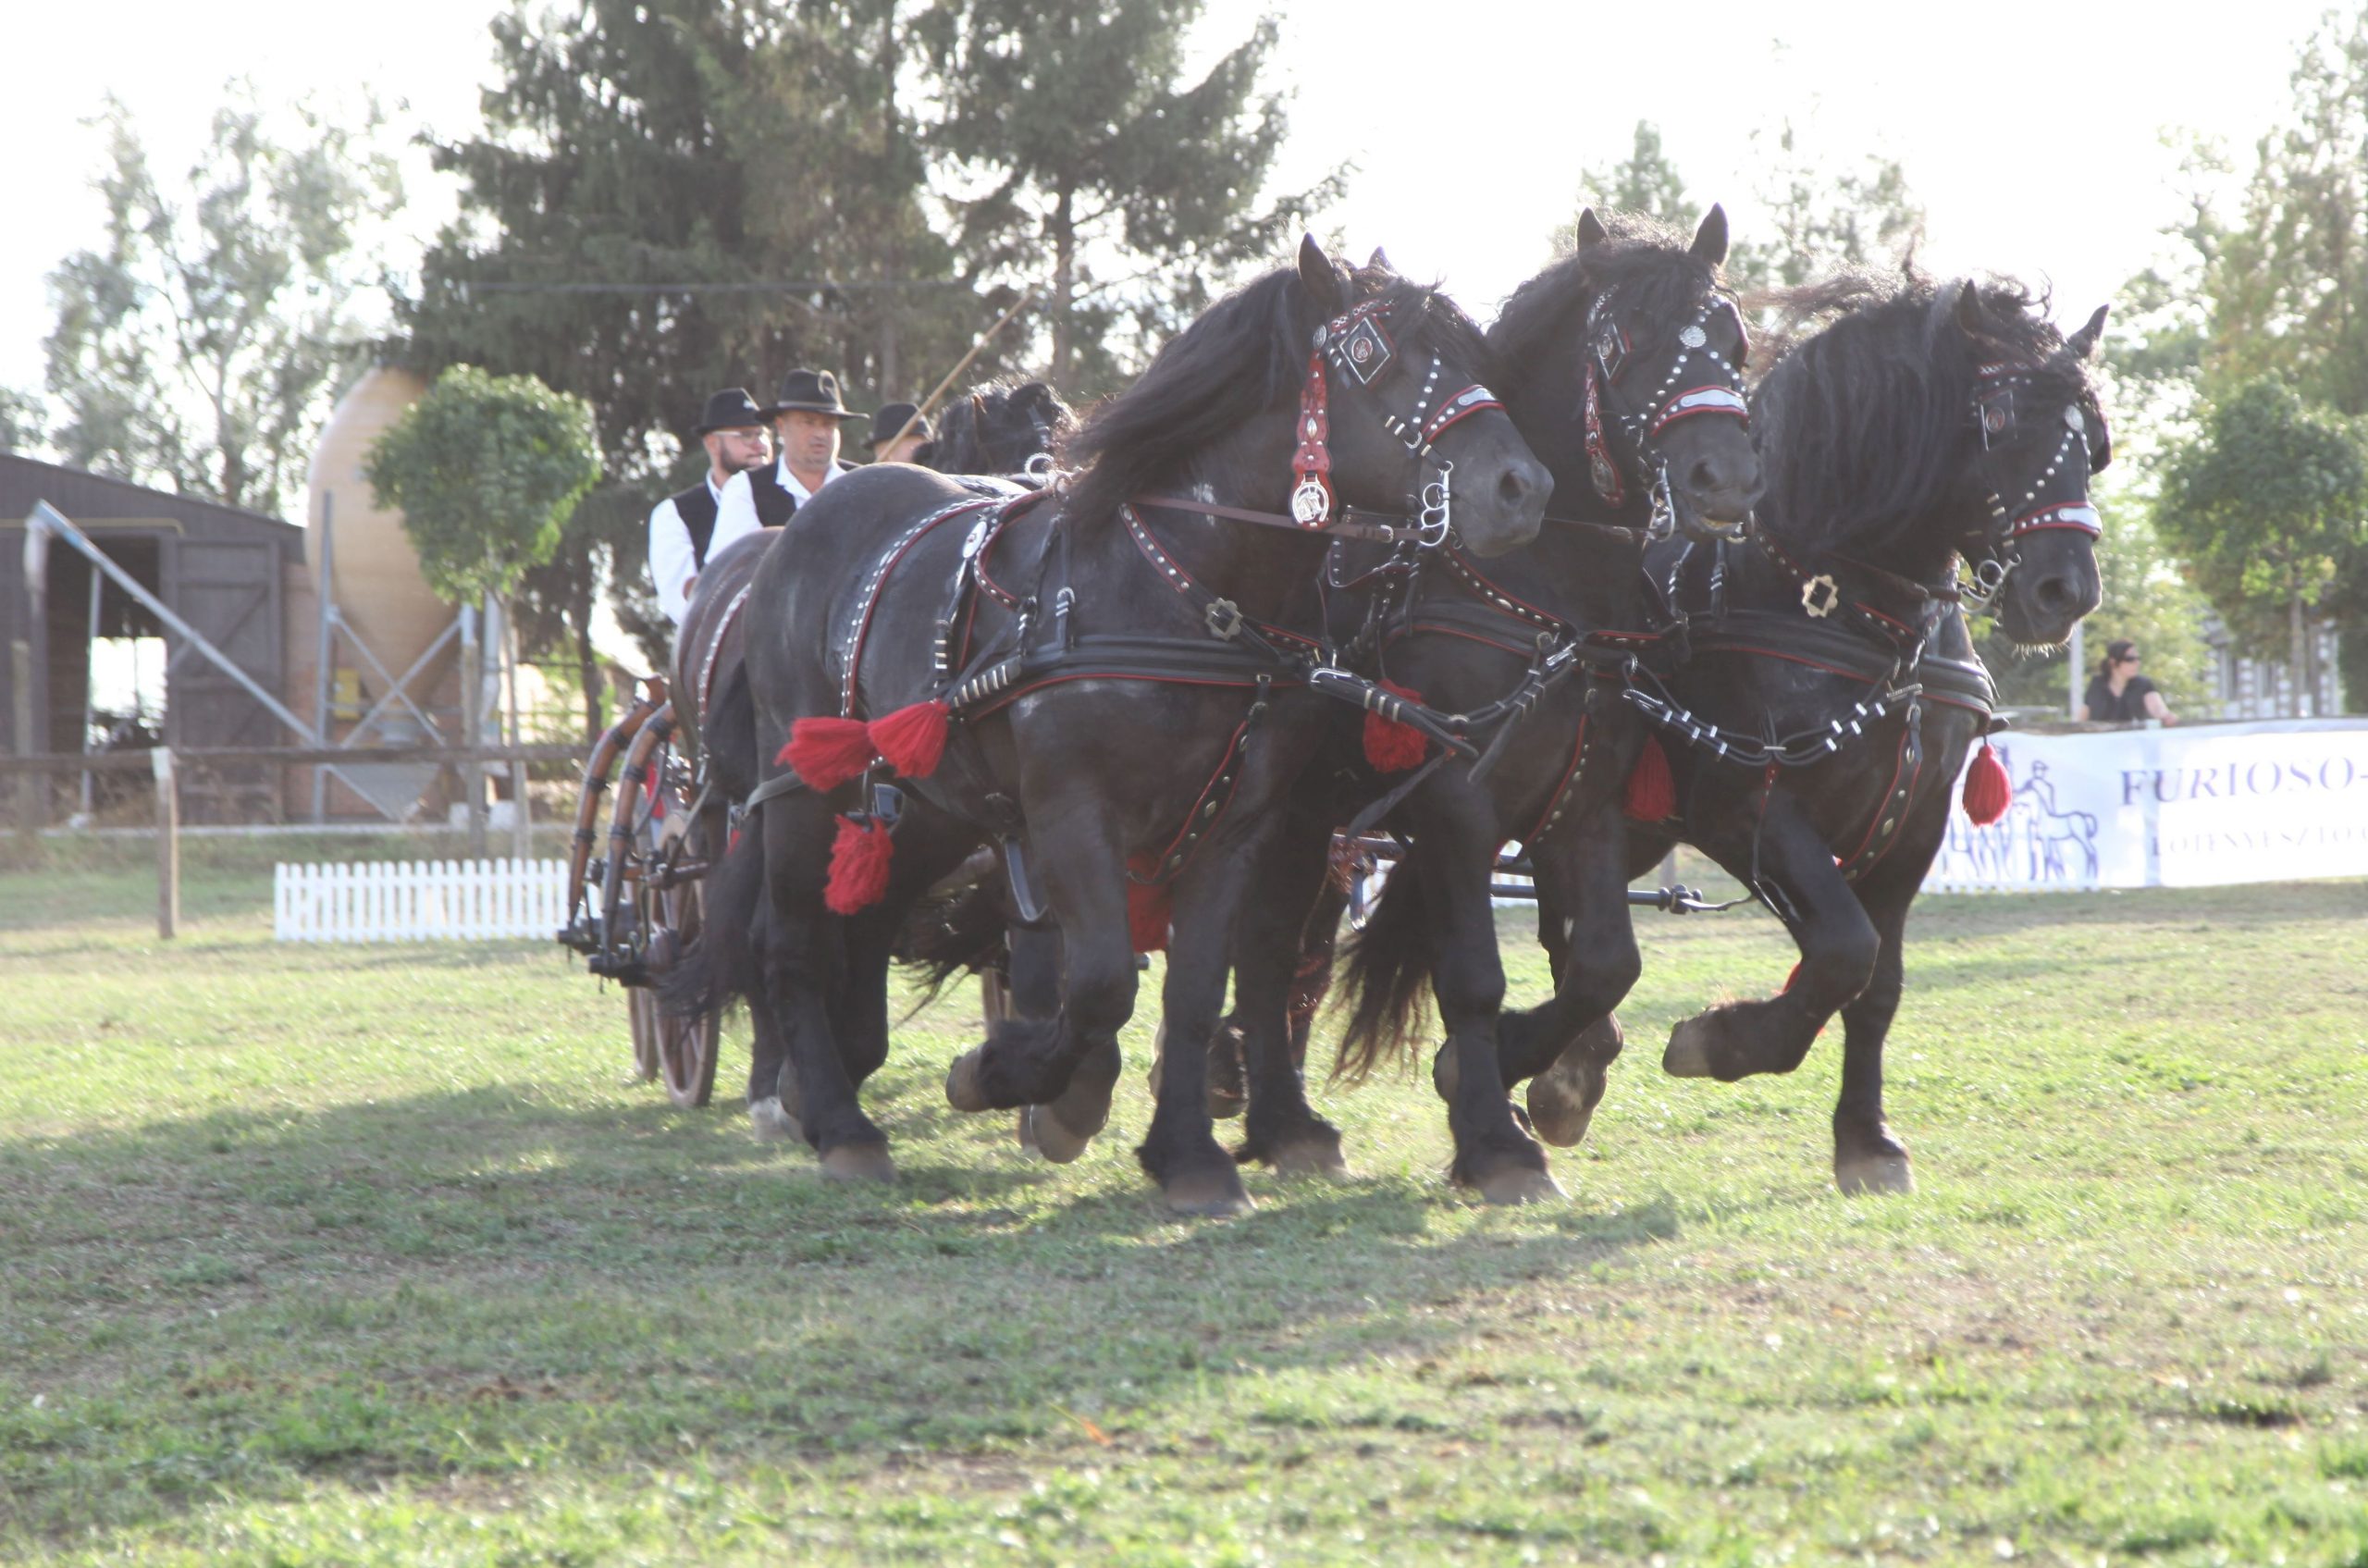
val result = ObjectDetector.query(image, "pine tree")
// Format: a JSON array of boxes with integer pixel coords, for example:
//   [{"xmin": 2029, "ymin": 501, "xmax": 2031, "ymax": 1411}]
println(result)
[{"xmin": 917, "ymin": 0, "xmax": 1340, "ymax": 393}]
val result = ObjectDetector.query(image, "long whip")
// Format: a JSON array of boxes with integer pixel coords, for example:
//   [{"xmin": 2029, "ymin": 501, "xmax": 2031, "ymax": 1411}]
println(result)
[{"xmin": 879, "ymin": 287, "xmax": 1041, "ymax": 454}]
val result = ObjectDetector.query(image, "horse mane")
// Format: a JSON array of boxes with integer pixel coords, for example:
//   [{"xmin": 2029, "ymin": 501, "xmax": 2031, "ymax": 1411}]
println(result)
[
  {"xmin": 1749, "ymin": 270, "xmax": 2095, "ymax": 555},
  {"xmin": 1486, "ymin": 214, "xmax": 1722, "ymax": 395},
  {"xmin": 1057, "ymin": 263, "xmax": 1481, "ymax": 527},
  {"xmin": 924, "ymin": 377, "xmax": 1077, "ymax": 475}
]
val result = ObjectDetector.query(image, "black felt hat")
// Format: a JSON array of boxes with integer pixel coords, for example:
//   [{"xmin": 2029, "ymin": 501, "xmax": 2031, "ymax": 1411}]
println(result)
[
  {"xmin": 694, "ymin": 388, "xmax": 770, "ymax": 435},
  {"xmin": 867, "ymin": 401, "xmax": 931, "ymax": 450},
  {"xmin": 769, "ymin": 368, "xmax": 864, "ymax": 419}
]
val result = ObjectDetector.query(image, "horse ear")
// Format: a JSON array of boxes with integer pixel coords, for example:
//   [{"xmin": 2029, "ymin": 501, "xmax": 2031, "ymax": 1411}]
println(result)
[
  {"xmin": 1366, "ymin": 245, "xmax": 1393, "ymax": 272},
  {"xmin": 1955, "ymin": 280, "xmax": 1986, "ymax": 337},
  {"xmin": 2066, "ymin": 303, "xmax": 2109, "ymax": 361},
  {"xmin": 1574, "ymin": 208, "xmax": 1609, "ymax": 250},
  {"xmin": 1690, "ymin": 204, "xmax": 1730, "ymax": 267},
  {"xmin": 1298, "ymin": 234, "xmax": 1344, "ymax": 315}
]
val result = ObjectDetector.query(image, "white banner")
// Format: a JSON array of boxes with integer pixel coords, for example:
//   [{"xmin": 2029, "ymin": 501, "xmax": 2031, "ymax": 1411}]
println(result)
[{"xmin": 1926, "ymin": 718, "xmax": 2368, "ymax": 892}]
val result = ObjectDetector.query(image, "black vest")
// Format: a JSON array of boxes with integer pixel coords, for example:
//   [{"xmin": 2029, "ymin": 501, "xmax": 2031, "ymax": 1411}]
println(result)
[
  {"xmin": 746, "ymin": 466, "xmax": 803, "ymax": 530},
  {"xmin": 673, "ymin": 481, "xmax": 723, "ymax": 568}
]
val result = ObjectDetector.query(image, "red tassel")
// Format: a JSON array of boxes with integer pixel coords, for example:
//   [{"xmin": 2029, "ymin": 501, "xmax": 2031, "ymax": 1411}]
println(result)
[
  {"xmin": 824, "ymin": 814, "xmax": 895, "ymax": 915},
  {"xmin": 1128, "ymin": 882, "xmax": 1172, "ymax": 954},
  {"xmin": 869, "ymin": 700, "xmax": 950, "ymax": 779},
  {"xmin": 1962, "ymin": 741, "xmax": 2011, "ymax": 825},
  {"xmin": 780, "ymin": 716, "xmax": 878, "ymax": 791},
  {"xmin": 1362, "ymin": 682, "xmax": 1428, "ymax": 772},
  {"xmin": 1623, "ymin": 735, "xmax": 1676, "ymax": 821}
]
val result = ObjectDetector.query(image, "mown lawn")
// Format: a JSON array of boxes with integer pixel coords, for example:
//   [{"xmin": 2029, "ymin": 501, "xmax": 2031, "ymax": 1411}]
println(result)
[{"xmin": 2, "ymin": 842, "xmax": 2364, "ymax": 1565}]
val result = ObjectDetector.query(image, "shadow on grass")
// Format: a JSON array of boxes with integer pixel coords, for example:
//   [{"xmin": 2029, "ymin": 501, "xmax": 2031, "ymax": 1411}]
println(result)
[{"xmin": 1, "ymin": 1079, "xmax": 1672, "ymax": 1545}]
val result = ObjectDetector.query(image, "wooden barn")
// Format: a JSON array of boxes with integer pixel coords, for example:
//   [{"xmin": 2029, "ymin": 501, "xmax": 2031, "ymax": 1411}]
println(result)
[{"xmin": 2, "ymin": 455, "xmax": 308, "ymax": 821}]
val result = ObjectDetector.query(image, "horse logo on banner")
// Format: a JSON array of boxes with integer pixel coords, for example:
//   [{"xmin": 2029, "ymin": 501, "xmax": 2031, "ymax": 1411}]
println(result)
[{"xmin": 1936, "ymin": 750, "xmax": 2101, "ymax": 887}]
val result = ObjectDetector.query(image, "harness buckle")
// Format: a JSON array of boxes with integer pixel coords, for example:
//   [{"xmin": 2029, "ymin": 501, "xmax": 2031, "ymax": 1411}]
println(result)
[
  {"xmin": 1205, "ymin": 598, "xmax": 1245, "ymax": 640},
  {"xmin": 1800, "ymin": 574, "xmax": 1842, "ymax": 619}
]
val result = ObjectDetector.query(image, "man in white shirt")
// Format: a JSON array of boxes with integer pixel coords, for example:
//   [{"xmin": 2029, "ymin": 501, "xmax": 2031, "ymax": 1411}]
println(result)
[
  {"xmin": 648, "ymin": 388, "xmax": 772, "ymax": 626},
  {"xmin": 707, "ymin": 368, "xmax": 869, "ymax": 567}
]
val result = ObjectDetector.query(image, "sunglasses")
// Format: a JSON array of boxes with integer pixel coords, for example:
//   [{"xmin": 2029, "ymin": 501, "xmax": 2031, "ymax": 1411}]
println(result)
[{"xmin": 2118, "ymin": 654, "xmax": 2142, "ymax": 664}]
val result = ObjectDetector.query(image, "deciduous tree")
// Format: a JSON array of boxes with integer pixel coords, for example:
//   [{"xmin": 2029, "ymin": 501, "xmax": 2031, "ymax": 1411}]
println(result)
[
  {"xmin": 44, "ymin": 91, "xmax": 397, "ymax": 519},
  {"xmin": 2156, "ymin": 377, "xmax": 2368, "ymax": 713}
]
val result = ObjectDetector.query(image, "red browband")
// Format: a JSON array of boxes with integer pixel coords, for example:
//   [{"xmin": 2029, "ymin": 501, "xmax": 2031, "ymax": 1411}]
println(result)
[
  {"xmin": 2010, "ymin": 501, "xmax": 2102, "ymax": 537},
  {"xmin": 1421, "ymin": 384, "xmax": 1503, "ymax": 443},
  {"xmin": 1649, "ymin": 385, "xmax": 1750, "ymax": 436}
]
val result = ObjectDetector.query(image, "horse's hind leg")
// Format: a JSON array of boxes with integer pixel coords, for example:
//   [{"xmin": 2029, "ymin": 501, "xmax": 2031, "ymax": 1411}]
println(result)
[
  {"xmin": 1662, "ymin": 796, "xmax": 1878, "ymax": 1082},
  {"xmin": 1228, "ymin": 820, "xmax": 1347, "ymax": 1179}
]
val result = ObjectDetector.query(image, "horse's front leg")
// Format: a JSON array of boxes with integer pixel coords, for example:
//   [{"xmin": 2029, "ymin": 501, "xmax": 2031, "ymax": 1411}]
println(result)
[
  {"xmin": 1662, "ymin": 789, "xmax": 1880, "ymax": 1081},
  {"xmin": 944, "ymin": 803, "xmax": 1135, "ymax": 1115},
  {"xmin": 1413, "ymin": 817, "xmax": 1560, "ymax": 1204},
  {"xmin": 1136, "ymin": 828, "xmax": 1281, "ymax": 1216},
  {"xmin": 757, "ymin": 793, "xmax": 895, "ymax": 1180},
  {"xmin": 1013, "ymin": 921, "xmax": 1124, "ymax": 1165},
  {"xmin": 1826, "ymin": 802, "xmax": 1951, "ymax": 1194},
  {"xmin": 1507, "ymin": 811, "xmax": 1643, "ymax": 1146},
  {"xmin": 1226, "ymin": 814, "xmax": 1348, "ymax": 1179}
]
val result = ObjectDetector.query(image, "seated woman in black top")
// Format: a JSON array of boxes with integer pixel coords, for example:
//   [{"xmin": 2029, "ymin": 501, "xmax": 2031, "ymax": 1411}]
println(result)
[{"xmin": 2078, "ymin": 638, "xmax": 2177, "ymax": 724}]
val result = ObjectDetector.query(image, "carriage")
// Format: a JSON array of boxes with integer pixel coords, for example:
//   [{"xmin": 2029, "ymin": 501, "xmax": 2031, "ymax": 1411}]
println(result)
[{"xmin": 557, "ymin": 679, "xmax": 725, "ymax": 1107}]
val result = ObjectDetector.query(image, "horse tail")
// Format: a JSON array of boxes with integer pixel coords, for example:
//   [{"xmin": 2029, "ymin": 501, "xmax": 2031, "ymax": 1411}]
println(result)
[
  {"xmin": 894, "ymin": 869, "xmax": 1009, "ymax": 1006},
  {"xmin": 1329, "ymin": 861, "xmax": 1437, "ymax": 1084},
  {"xmin": 656, "ymin": 820, "xmax": 765, "ymax": 1020}
]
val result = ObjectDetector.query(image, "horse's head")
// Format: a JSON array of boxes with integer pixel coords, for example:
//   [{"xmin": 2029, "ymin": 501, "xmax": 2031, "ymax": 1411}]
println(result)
[
  {"xmin": 1951, "ymin": 282, "xmax": 2109, "ymax": 647},
  {"xmin": 1292, "ymin": 236, "xmax": 1551, "ymax": 557},
  {"xmin": 1490, "ymin": 206, "xmax": 1762, "ymax": 542},
  {"xmin": 923, "ymin": 378, "xmax": 1078, "ymax": 477}
]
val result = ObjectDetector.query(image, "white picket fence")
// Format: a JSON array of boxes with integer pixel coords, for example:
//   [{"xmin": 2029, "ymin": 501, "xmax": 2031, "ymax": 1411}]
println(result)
[{"xmin": 274, "ymin": 858, "xmax": 570, "ymax": 943}]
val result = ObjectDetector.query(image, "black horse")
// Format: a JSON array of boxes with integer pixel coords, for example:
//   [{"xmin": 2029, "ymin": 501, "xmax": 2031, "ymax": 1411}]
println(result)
[
  {"xmin": 669, "ymin": 380, "xmax": 1074, "ymax": 1140},
  {"xmin": 1219, "ymin": 209, "xmax": 1764, "ymax": 1201},
  {"xmin": 1586, "ymin": 272, "xmax": 2109, "ymax": 1193},
  {"xmin": 689, "ymin": 241, "xmax": 1548, "ymax": 1214}
]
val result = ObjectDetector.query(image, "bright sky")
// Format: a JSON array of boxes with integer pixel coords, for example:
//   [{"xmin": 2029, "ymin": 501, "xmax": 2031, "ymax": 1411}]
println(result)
[{"xmin": 0, "ymin": 0, "xmax": 2337, "ymax": 401}]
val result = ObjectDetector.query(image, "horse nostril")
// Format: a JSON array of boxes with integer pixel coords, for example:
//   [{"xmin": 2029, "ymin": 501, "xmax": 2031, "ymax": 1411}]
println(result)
[
  {"xmin": 1688, "ymin": 457, "xmax": 1723, "ymax": 496},
  {"xmin": 1498, "ymin": 462, "xmax": 1540, "ymax": 505}
]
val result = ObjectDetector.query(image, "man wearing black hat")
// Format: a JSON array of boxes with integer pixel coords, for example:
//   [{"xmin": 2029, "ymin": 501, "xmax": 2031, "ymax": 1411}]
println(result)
[
  {"xmin": 866, "ymin": 401, "xmax": 931, "ymax": 465},
  {"xmin": 708, "ymin": 368, "xmax": 868, "ymax": 563},
  {"xmin": 649, "ymin": 388, "xmax": 772, "ymax": 626}
]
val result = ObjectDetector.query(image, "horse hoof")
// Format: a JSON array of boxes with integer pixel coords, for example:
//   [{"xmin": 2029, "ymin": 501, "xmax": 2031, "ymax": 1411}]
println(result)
[
  {"xmin": 1525, "ymin": 1068, "xmax": 1600, "ymax": 1148},
  {"xmin": 1662, "ymin": 1015, "xmax": 1718, "ymax": 1078},
  {"xmin": 748, "ymin": 1095, "xmax": 797, "ymax": 1142},
  {"xmin": 1163, "ymin": 1167, "xmax": 1254, "ymax": 1218},
  {"xmin": 944, "ymin": 1049, "xmax": 992, "ymax": 1113},
  {"xmin": 819, "ymin": 1142, "xmax": 896, "ymax": 1183},
  {"xmin": 1474, "ymin": 1165, "xmax": 1563, "ymax": 1205},
  {"xmin": 1431, "ymin": 1045, "xmax": 1459, "ymax": 1103},
  {"xmin": 1208, "ymin": 1086, "xmax": 1246, "ymax": 1121},
  {"xmin": 1835, "ymin": 1150, "xmax": 1915, "ymax": 1195},
  {"xmin": 1018, "ymin": 1105, "xmax": 1096, "ymax": 1166},
  {"xmin": 1270, "ymin": 1131, "xmax": 1349, "ymax": 1181}
]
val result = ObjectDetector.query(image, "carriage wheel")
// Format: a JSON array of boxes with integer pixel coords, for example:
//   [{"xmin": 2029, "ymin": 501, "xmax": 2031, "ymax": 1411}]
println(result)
[
  {"xmin": 628, "ymin": 988, "xmax": 661, "ymax": 1080},
  {"xmin": 651, "ymin": 869, "xmax": 720, "ymax": 1107}
]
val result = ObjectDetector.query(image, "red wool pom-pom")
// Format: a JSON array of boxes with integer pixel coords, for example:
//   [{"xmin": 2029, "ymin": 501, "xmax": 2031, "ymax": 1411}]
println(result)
[
  {"xmin": 823, "ymin": 814, "xmax": 895, "ymax": 914},
  {"xmin": 1362, "ymin": 682, "xmax": 1429, "ymax": 772},
  {"xmin": 1128, "ymin": 883, "xmax": 1172, "ymax": 954},
  {"xmin": 1622, "ymin": 735, "xmax": 1676, "ymax": 822},
  {"xmin": 780, "ymin": 716, "xmax": 879, "ymax": 792},
  {"xmin": 869, "ymin": 700, "xmax": 950, "ymax": 779},
  {"xmin": 1962, "ymin": 740, "xmax": 2012, "ymax": 826}
]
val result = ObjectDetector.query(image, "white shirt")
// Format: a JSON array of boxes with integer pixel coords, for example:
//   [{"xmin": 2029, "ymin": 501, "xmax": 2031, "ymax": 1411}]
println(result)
[
  {"xmin": 648, "ymin": 473, "xmax": 728, "ymax": 626},
  {"xmin": 709, "ymin": 454, "xmax": 842, "ymax": 569}
]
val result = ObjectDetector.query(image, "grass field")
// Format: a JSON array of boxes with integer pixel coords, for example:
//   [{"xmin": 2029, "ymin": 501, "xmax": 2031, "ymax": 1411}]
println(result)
[{"xmin": 3, "ymin": 839, "xmax": 2365, "ymax": 1564}]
